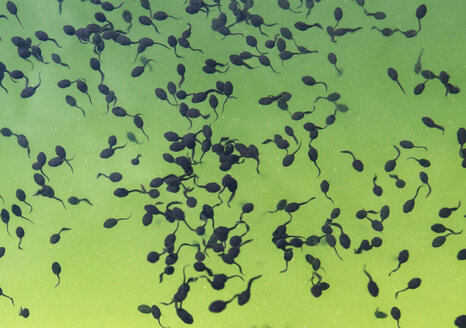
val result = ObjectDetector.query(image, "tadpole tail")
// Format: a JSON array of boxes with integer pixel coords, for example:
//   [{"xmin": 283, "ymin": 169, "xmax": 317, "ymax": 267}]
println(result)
[
  {"xmin": 221, "ymin": 97, "xmax": 228, "ymax": 114},
  {"xmin": 64, "ymin": 159, "xmax": 74, "ymax": 173},
  {"xmin": 335, "ymin": 65, "xmax": 343, "ymax": 76},
  {"xmin": 395, "ymin": 287, "xmax": 407, "ymax": 299},
  {"xmin": 3, "ymin": 293, "xmax": 14, "ymax": 306},
  {"xmin": 436, "ymin": 125, "xmax": 445, "ymax": 135},
  {"xmin": 333, "ymin": 246, "xmax": 343, "ymax": 261},
  {"xmin": 55, "ymin": 197, "xmax": 66, "ymax": 210},
  {"xmin": 325, "ymin": 194, "xmax": 334, "ymax": 204},
  {"xmin": 388, "ymin": 263, "xmax": 401, "ymax": 276},
  {"xmin": 178, "ymin": 75, "xmax": 185, "ymax": 88},
  {"xmin": 55, "ymin": 276, "xmax": 61, "ymax": 288},
  {"xmin": 82, "ymin": 198, "xmax": 93, "ymax": 206},
  {"xmin": 396, "ymin": 80, "xmax": 406, "ymax": 95},
  {"xmin": 394, "ymin": 145, "xmax": 401, "ymax": 160},
  {"xmin": 226, "ymin": 191, "xmax": 235, "ymax": 208},
  {"xmin": 279, "ymin": 261, "xmax": 289, "ymax": 273},
  {"xmin": 15, "ymin": 14, "xmax": 24, "ymax": 29},
  {"xmin": 255, "ymin": 158, "xmax": 260, "ymax": 174},
  {"xmin": 21, "ymin": 215, "xmax": 35, "ymax": 225},
  {"xmin": 315, "ymin": 162, "xmax": 321, "ymax": 177},
  {"xmin": 157, "ymin": 318, "xmax": 169, "ymax": 328},
  {"xmin": 78, "ymin": 106, "xmax": 86, "ymax": 117},
  {"xmin": 51, "ymin": 38, "xmax": 62, "ymax": 48},
  {"xmin": 425, "ymin": 184, "xmax": 432, "ymax": 198},
  {"xmin": 24, "ymin": 201, "xmax": 33, "ymax": 213},
  {"xmin": 86, "ymin": 93, "xmax": 93, "ymax": 105}
]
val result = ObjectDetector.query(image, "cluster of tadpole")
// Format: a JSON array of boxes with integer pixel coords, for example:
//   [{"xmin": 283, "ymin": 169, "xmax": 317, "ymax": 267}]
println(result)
[{"xmin": 0, "ymin": 0, "xmax": 465, "ymax": 327}]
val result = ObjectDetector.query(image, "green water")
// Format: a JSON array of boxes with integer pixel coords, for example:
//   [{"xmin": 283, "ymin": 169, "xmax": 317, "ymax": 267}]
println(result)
[{"xmin": 0, "ymin": 0, "xmax": 465, "ymax": 327}]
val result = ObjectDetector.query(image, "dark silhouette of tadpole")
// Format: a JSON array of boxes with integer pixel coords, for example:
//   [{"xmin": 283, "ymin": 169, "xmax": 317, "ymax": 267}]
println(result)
[
  {"xmin": 52, "ymin": 262, "xmax": 62, "ymax": 288},
  {"xmin": 421, "ymin": 117, "xmax": 444, "ymax": 134},
  {"xmin": 438, "ymin": 201, "xmax": 461, "ymax": 218},
  {"xmin": 0, "ymin": 209, "xmax": 11, "ymax": 236},
  {"xmin": 384, "ymin": 145, "xmax": 401, "ymax": 172},
  {"xmin": 389, "ymin": 250, "xmax": 409, "ymax": 276},
  {"xmin": 235, "ymin": 275, "xmax": 262, "ymax": 306},
  {"xmin": 387, "ymin": 67, "xmax": 405, "ymax": 94},
  {"xmin": 65, "ymin": 95, "xmax": 85, "ymax": 117},
  {"xmin": 35, "ymin": 30, "xmax": 61, "ymax": 48},
  {"xmin": 395, "ymin": 278, "xmax": 421, "ymax": 298},
  {"xmin": 50, "ymin": 227, "xmax": 71, "ymax": 244},
  {"xmin": 209, "ymin": 296, "xmax": 235, "ymax": 313},
  {"xmin": 416, "ymin": 4, "xmax": 427, "ymax": 32},
  {"xmin": 328, "ymin": 52, "xmax": 342, "ymax": 75},
  {"xmin": 6, "ymin": 1, "xmax": 23, "ymax": 28},
  {"xmin": 16, "ymin": 189, "xmax": 33, "ymax": 213},
  {"xmin": 391, "ymin": 307, "xmax": 401, "ymax": 328},
  {"xmin": 67, "ymin": 196, "xmax": 92, "ymax": 206},
  {"xmin": 103, "ymin": 214, "xmax": 131, "ymax": 229},
  {"xmin": 11, "ymin": 204, "xmax": 34, "ymax": 224},
  {"xmin": 363, "ymin": 265, "xmax": 379, "ymax": 297},
  {"xmin": 399, "ymin": 140, "xmax": 427, "ymax": 150},
  {"xmin": 20, "ymin": 72, "xmax": 41, "ymax": 98},
  {"xmin": 19, "ymin": 306, "xmax": 30, "ymax": 318},
  {"xmin": 308, "ymin": 145, "xmax": 321, "ymax": 176},
  {"xmin": 403, "ymin": 185, "xmax": 424, "ymax": 213}
]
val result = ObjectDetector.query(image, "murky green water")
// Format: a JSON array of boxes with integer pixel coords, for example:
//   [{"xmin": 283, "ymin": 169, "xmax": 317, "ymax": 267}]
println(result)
[{"xmin": 0, "ymin": 0, "xmax": 465, "ymax": 327}]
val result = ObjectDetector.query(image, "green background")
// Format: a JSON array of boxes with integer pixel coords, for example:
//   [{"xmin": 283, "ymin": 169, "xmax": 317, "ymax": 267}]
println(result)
[{"xmin": 0, "ymin": 0, "xmax": 465, "ymax": 327}]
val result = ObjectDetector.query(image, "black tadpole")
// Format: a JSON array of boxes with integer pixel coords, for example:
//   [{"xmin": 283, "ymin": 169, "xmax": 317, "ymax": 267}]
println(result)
[
  {"xmin": 391, "ymin": 307, "xmax": 401, "ymax": 328},
  {"xmin": 302, "ymin": 75, "xmax": 328, "ymax": 91},
  {"xmin": 235, "ymin": 275, "xmax": 262, "ymax": 306},
  {"xmin": 52, "ymin": 262, "xmax": 62, "ymax": 288},
  {"xmin": 327, "ymin": 52, "xmax": 342, "ymax": 75},
  {"xmin": 389, "ymin": 249, "xmax": 409, "ymax": 276},
  {"xmin": 103, "ymin": 214, "xmax": 131, "ymax": 229},
  {"xmin": 403, "ymin": 185, "xmax": 424, "ymax": 213},
  {"xmin": 308, "ymin": 145, "xmax": 321, "ymax": 176},
  {"xmin": 387, "ymin": 67, "xmax": 405, "ymax": 94},
  {"xmin": 6, "ymin": 1, "xmax": 23, "ymax": 28},
  {"xmin": 320, "ymin": 180, "xmax": 334, "ymax": 203},
  {"xmin": 421, "ymin": 117, "xmax": 444, "ymax": 134},
  {"xmin": 16, "ymin": 189, "xmax": 33, "ymax": 213},
  {"xmin": 50, "ymin": 227, "xmax": 71, "ymax": 244},
  {"xmin": 416, "ymin": 4, "xmax": 427, "ymax": 32},
  {"xmin": 395, "ymin": 277, "xmax": 421, "ymax": 298},
  {"xmin": 19, "ymin": 307, "xmax": 30, "ymax": 318},
  {"xmin": 400, "ymin": 140, "xmax": 427, "ymax": 150},
  {"xmin": 341, "ymin": 150, "xmax": 364, "ymax": 172},
  {"xmin": 67, "ymin": 196, "xmax": 93, "ymax": 206},
  {"xmin": 372, "ymin": 174, "xmax": 383, "ymax": 196},
  {"xmin": 438, "ymin": 201, "xmax": 461, "ymax": 218},
  {"xmin": 384, "ymin": 145, "xmax": 401, "ymax": 172},
  {"xmin": 65, "ymin": 95, "xmax": 86, "ymax": 117},
  {"xmin": 35, "ymin": 30, "xmax": 61, "ymax": 48},
  {"xmin": 15, "ymin": 226, "xmax": 25, "ymax": 249},
  {"xmin": 363, "ymin": 265, "xmax": 379, "ymax": 297},
  {"xmin": 20, "ymin": 72, "xmax": 41, "ymax": 98},
  {"xmin": 209, "ymin": 296, "xmax": 235, "ymax": 313},
  {"xmin": 11, "ymin": 204, "xmax": 34, "ymax": 224}
]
